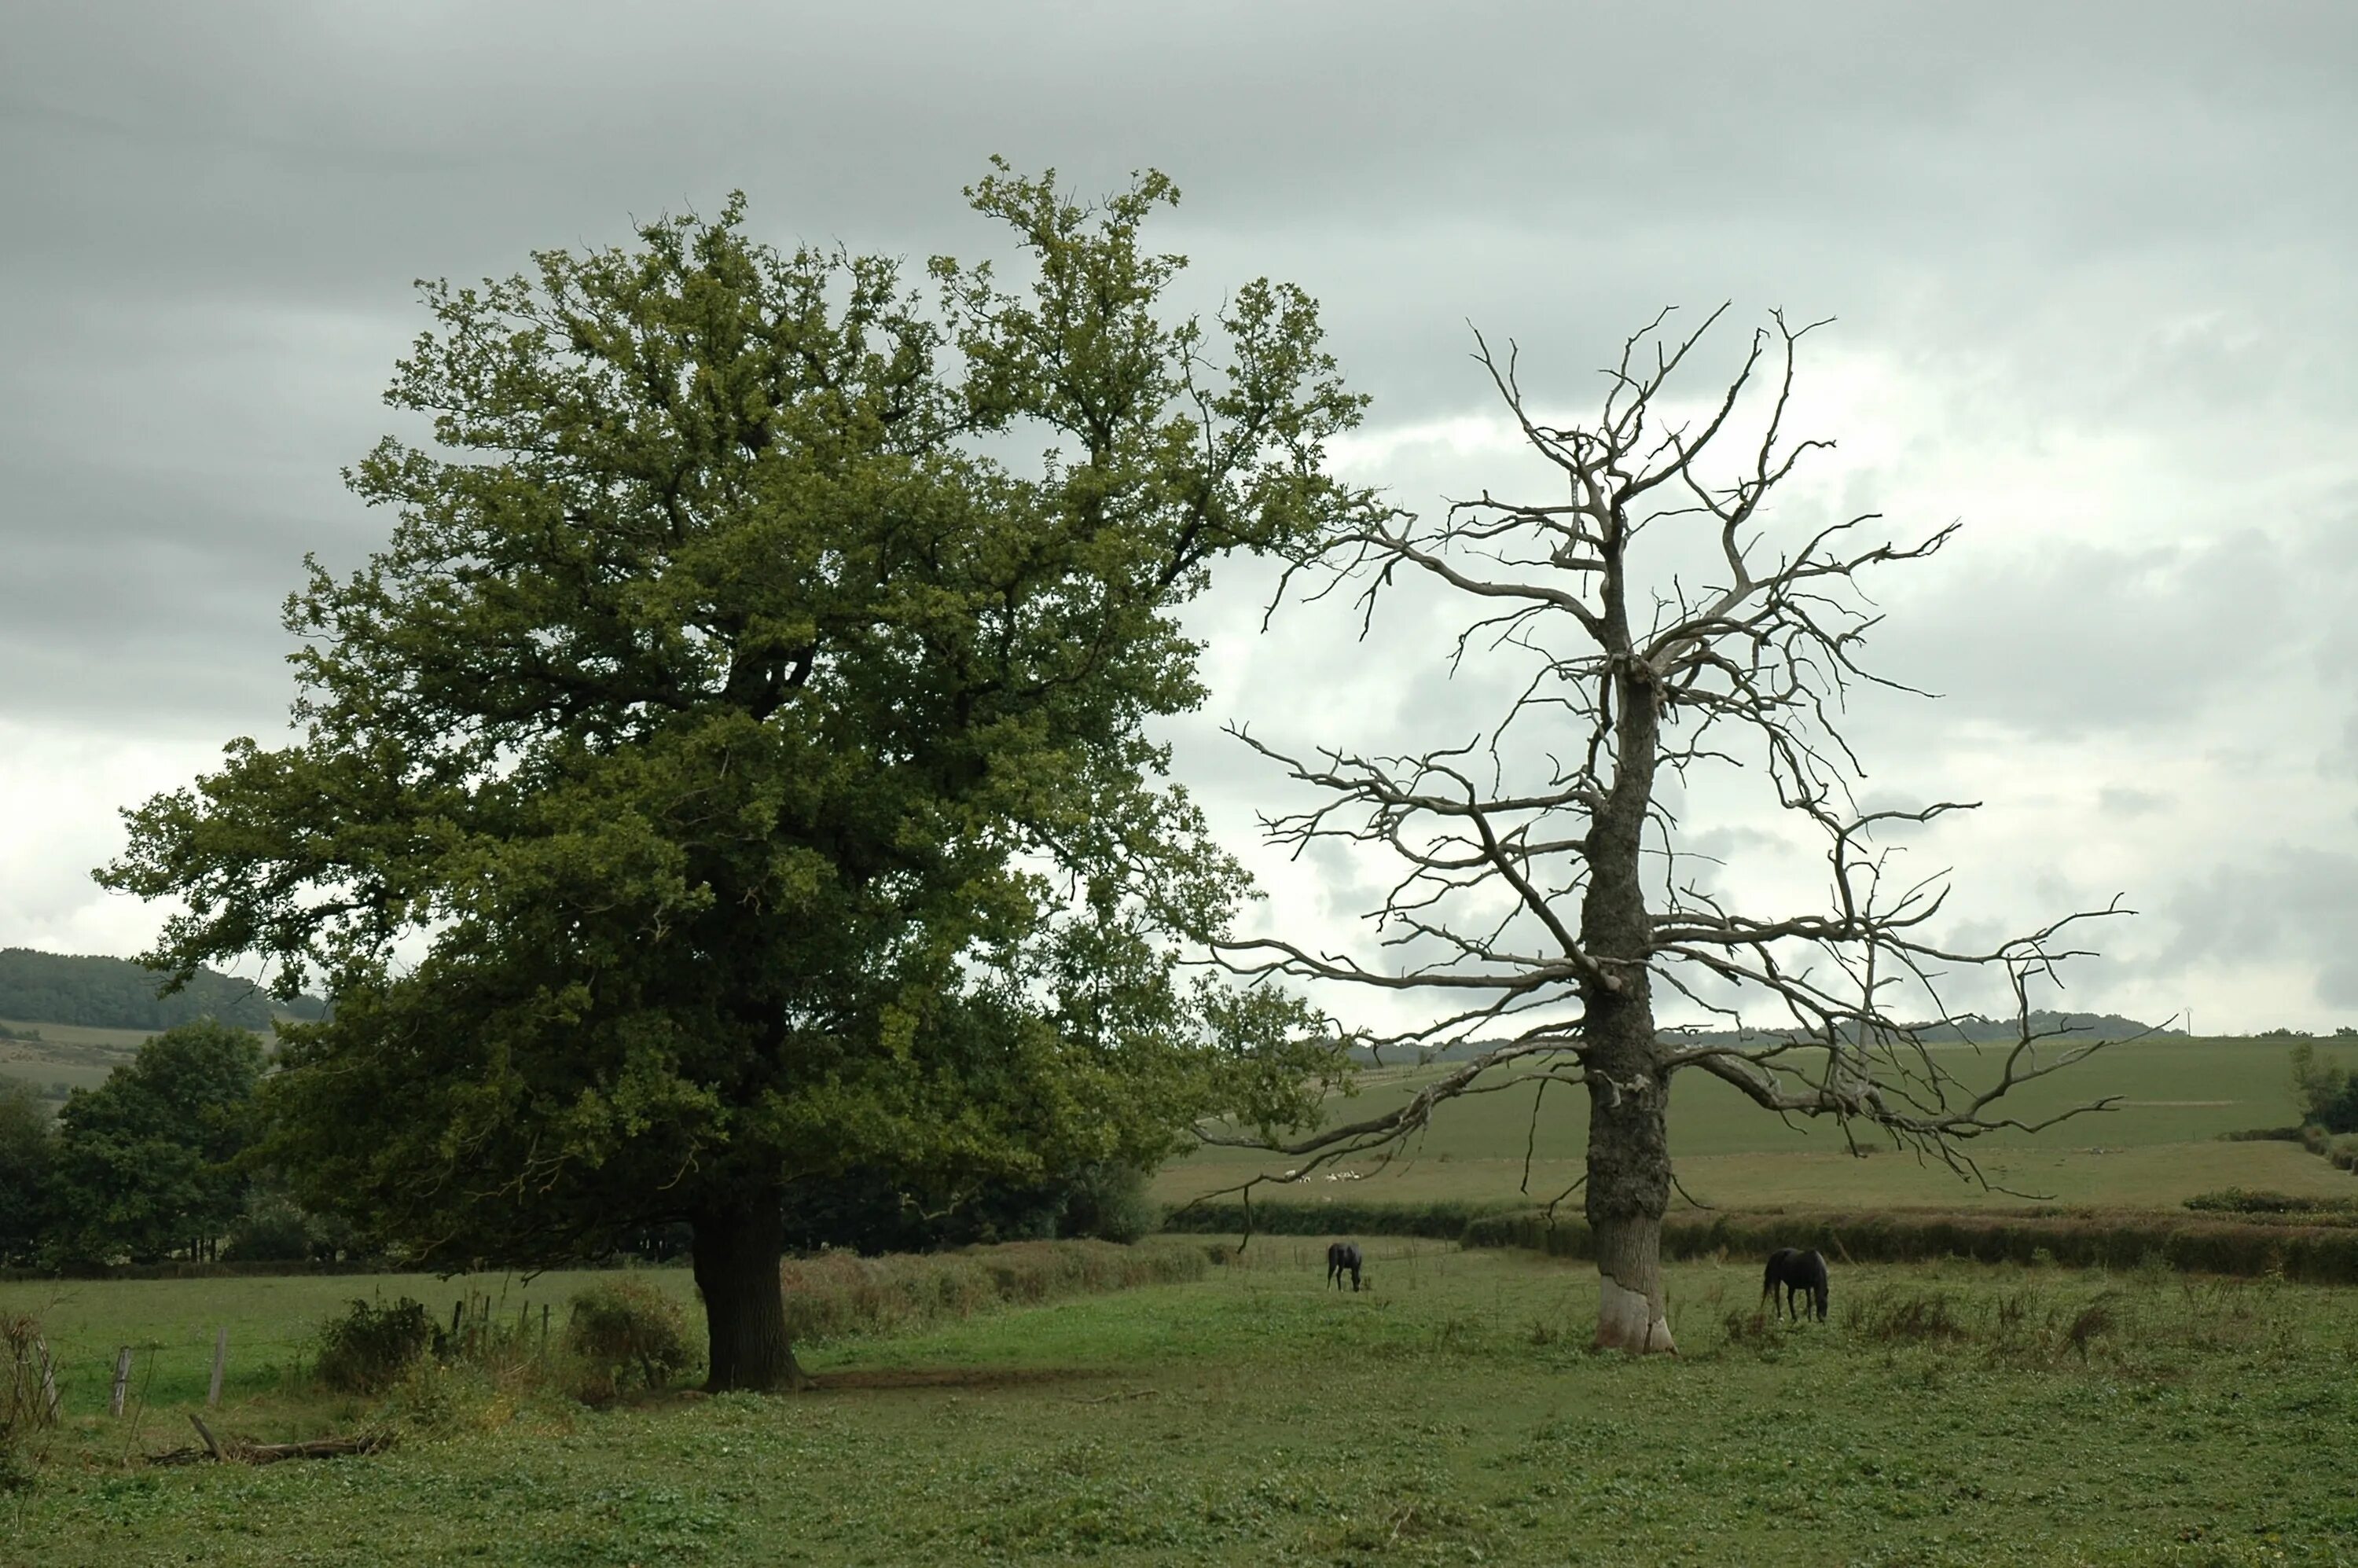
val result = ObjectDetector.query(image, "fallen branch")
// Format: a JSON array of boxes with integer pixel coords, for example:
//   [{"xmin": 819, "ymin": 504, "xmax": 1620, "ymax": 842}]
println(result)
[{"xmin": 174, "ymin": 1413, "xmax": 394, "ymax": 1465}]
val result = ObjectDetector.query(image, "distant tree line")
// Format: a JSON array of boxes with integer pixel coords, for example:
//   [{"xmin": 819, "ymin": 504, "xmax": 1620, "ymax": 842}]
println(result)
[
  {"xmin": 0, "ymin": 947, "xmax": 325, "ymax": 1033},
  {"xmin": 0, "ymin": 1020, "xmax": 356, "ymax": 1269},
  {"xmin": 0, "ymin": 1019, "xmax": 1159, "ymax": 1271}
]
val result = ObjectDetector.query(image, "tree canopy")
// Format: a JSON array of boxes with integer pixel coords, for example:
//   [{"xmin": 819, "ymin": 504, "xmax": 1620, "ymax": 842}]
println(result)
[
  {"xmin": 43, "ymin": 1019, "xmax": 263, "ymax": 1265},
  {"xmin": 101, "ymin": 164, "xmax": 1361, "ymax": 1387},
  {"xmin": 0, "ymin": 1074, "xmax": 51, "ymax": 1266}
]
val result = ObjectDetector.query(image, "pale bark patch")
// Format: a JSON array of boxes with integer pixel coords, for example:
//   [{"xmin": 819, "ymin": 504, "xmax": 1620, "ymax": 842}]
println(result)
[{"xmin": 1595, "ymin": 1274, "xmax": 1677, "ymax": 1354}]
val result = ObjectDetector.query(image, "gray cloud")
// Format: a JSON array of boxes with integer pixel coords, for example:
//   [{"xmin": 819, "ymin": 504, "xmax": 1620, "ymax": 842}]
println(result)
[{"xmin": 5, "ymin": 0, "xmax": 2356, "ymax": 1026}]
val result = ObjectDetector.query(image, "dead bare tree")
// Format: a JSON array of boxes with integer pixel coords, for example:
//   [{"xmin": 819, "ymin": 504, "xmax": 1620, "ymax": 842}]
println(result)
[{"xmin": 1208, "ymin": 308, "xmax": 2129, "ymax": 1353}]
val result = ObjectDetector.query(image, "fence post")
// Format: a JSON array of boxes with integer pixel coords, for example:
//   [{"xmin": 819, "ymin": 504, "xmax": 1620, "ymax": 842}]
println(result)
[
  {"xmin": 208, "ymin": 1326, "xmax": 228, "ymax": 1408},
  {"xmin": 110, "ymin": 1345, "xmax": 133, "ymax": 1416},
  {"xmin": 32, "ymin": 1335, "xmax": 61, "ymax": 1422}
]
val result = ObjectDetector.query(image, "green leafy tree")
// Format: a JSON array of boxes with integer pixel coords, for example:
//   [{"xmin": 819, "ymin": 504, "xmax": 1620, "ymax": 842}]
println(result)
[
  {"xmin": 0, "ymin": 1076, "xmax": 53, "ymax": 1265},
  {"xmin": 101, "ymin": 165, "xmax": 1357, "ymax": 1389},
  {"xmin": 2290, "ymin": 1041, "xmax": 2358, "ymax": 1133},
  {"xmin": 45, "ymin": 1020, "xmax": 263, "ymax": 1265}
]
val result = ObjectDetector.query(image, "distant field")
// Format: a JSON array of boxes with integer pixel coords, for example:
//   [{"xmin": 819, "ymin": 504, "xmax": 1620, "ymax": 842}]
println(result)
[
  {"xmin": 1158, "ymin": 1035, "xmax": 2347, "ymax": 1214},
  {"xmin": 0, "ymin": 1015, "xmax": 292, "ymax": 1100},
  {"xmin": 0, "ymin": 1015, "xmax": 153, "ymax": 1097}
]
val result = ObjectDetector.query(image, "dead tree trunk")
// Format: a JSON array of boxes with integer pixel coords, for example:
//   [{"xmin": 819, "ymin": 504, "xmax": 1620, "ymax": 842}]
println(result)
[
  {"xmin": 690, "ymin": 1190, "xmax": 806, "ymax": 1394},
  {"xmin": 1582, "ymin": 649, "xmax": 1676, "ymax": 1352}
]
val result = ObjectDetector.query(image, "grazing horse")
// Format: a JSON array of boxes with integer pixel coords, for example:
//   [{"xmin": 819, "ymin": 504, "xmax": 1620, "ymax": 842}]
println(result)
[
  {"xmin": 1326, "ymin": 1241, "xmax": 1364, "ymax": 1292},
  {"xmin": 1761, "ymin": 1247, "xmax": 1829, "ymax": 1322}
]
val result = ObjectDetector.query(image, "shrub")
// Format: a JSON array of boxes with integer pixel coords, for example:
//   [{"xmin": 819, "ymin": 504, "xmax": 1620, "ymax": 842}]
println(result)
[
  {"xmin": 315, "ymin": 1295, "xmax": 435, "ymax": 1394},
  {"xmin": 2, "ymin": 1312, "xmax": 54, "ymax": 1493},
  {"xmin": 2290, "ymin": 1042, "xmax": 2358, "ymax": 1133},
  {"xmin": 564, "ymin": 1277, "xmax": 697, "ymax": 1401},
  {"xmin": 1844, "ymin": 1286, "xmax": 1968, "ymax": 1343},
  {"xmin": 1056, "ymin": 1163, "xmax": 1161, "ymax": 1243}
]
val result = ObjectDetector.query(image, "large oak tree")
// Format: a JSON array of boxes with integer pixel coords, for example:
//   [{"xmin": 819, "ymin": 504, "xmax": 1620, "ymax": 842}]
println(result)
[{"xmin": 103, "ymin": 166, "xmax": 1355, "ymax": 1389}]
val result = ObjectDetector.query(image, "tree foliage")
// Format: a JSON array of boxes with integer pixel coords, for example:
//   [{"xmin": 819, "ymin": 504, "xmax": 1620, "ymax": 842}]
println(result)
[
  {"xmin": 0, "ymin": 1077, "xmax": 51, "ymax": 1266},
  {"xmin": 44, "ymin": 1019, "xmax": 263, "ymax": 1265},
  {"xmin": 2290, "ymin": 1042, "xmax": 2358, "ymax": 1133},
  {"xmin": 100, "ymin": 164, "xmax": 1362, "ymax": 1386}
]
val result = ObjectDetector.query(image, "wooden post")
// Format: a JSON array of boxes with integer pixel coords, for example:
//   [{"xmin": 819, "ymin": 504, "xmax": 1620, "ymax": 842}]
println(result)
[
  {"xmin": 451, "ymin": 1298, "xmax": 465, "ymax": 1341},
  {"xmin": 208, "ymin": 1326, "xmax": 228, "ymax": 1408},
  {"xmin": 110, "ymin": 1346, "xmax": 134, "ymax": 1416},
  {"xmin": 32, "ymin": 1335, "xmax": 61, "ymax": 1422},
  {"xmin": 541, "ymin": 1303, "xmax": 550, "ymax": 1354}
]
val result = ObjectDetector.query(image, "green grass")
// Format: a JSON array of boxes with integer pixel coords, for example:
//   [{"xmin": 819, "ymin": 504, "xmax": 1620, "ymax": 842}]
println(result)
[
  {"xmin": 1157, "ymin": 1036, "xmax": 2348, "ymax": 1214},
  {"xmin": 9, "ymin": 1242, "xmax": 2358, "ymax": 1563},
  {"xmin": 0, "ymin": 1269, "xmax": 702, "ymax": 1427}
]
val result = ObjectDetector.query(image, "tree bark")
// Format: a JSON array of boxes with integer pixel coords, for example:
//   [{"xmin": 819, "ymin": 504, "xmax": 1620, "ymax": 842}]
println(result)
[
  {"xmin": 691, "ymin": 1191, "xmax": 806, "ymax": 1393},
  {"xmin": 1581, "ymin": 641, "xmax": 1676, "ymax": 1353},
  {"xmin": 1585, "ymin": 1069, "xmax": 1677, "ymax": 1353}
]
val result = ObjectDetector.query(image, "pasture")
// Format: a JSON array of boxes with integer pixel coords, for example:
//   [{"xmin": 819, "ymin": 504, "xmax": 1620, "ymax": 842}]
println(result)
[
  {"xmin": 0, "ymin": 1017, "xmax": 152, "ymax": 1100},
  {"xmin": 9, "ymin": 1241, "xmax": 2358, "ymax": 1564},
  {"xmin": 1155, "ymin": 1036, "xmax": 2356, "ymax": 1214}
]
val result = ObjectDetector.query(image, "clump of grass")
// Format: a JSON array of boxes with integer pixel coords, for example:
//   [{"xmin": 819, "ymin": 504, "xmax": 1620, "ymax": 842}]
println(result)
[
  {"xmin": 1719, "ymin": 1307, "xmax": 1776, "ymax": 1349},
  {"xmin": 779, "ymin": 1239, "xmax": 1207, "ymax": 1345},
  {"xmin": 1842, "ymin": 1286, "xmax": 1967, "ymax": 1343}
]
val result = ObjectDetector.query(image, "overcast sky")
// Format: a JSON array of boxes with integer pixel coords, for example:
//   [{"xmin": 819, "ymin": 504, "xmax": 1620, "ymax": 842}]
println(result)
[{"xmin": 3, "ymin": 1, "xmax": 2352, "ymax": 1034}]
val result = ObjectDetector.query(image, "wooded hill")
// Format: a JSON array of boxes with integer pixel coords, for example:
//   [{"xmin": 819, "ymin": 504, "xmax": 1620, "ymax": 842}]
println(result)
[{"xmin": 0, "ymin": 948, "xmax": 325, "ymax": 1033}]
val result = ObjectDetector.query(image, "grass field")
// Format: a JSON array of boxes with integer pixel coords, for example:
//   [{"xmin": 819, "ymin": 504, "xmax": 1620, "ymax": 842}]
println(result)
[
  {"xmin": 9, "ymin": 1241, "xmax": 2358, "ymax": 1564},
  {"xmin": 0, "ymin": 1017, "xmax": 153, "ymax": 1100},
  {"xmin": 0, "ymin": 1268, "xmax": 695, "ymax": 1428},
  {"xmin": 1155, "ymin": 1036, "xmax": 2356, "ymax": 1214}
]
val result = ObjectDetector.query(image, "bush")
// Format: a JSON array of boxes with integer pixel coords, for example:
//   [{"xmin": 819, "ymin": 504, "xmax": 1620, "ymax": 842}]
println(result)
[
  {"xmin": 2184, "ymin": 1189, "xmax": 2358, "ymax": 1216},
  {"xmin": 1056, "ymin": 1163, "xmax": 1161, "ymax": 1243},
  {"xmin": 2, "ymin": 1312, "xmax": 53, "ymax": 1493},
  {"xmin": 564, "ymin": 1277, "xmax": 696, "ymax": 1401},
  {"xmin": 315, "ymin": 1295, "xmax": 436, "ymax": 1394},
  {"xmin": 2290, "ymin": 1042, "xmax": 2358, "ymax": 1133}
]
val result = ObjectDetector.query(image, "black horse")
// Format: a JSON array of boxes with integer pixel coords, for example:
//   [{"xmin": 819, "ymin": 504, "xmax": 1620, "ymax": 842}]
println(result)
[
  {"xmin": 1326, "ymin": 1241, "xmax": 1364, "ymax": 1292},
  {"xmin": 1762, "ymin": 1247, "xmax": 1829, "ymax": 1322}
]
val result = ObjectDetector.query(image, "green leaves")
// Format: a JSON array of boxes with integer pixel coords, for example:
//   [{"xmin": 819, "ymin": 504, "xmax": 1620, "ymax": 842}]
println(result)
[
  {"xmin": 101, "ymin": 164, "xmax": 1358, "ymax": 1268},
  {"xmin": 44, "ymin": 1019, "xmax": 264, "ymax": 1265}
]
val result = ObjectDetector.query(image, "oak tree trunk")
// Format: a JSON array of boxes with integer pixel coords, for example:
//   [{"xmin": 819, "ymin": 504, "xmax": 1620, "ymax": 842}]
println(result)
[{"xmin": 692, "ymin": 1191, "xmax": 807, "ymax": 1393}]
